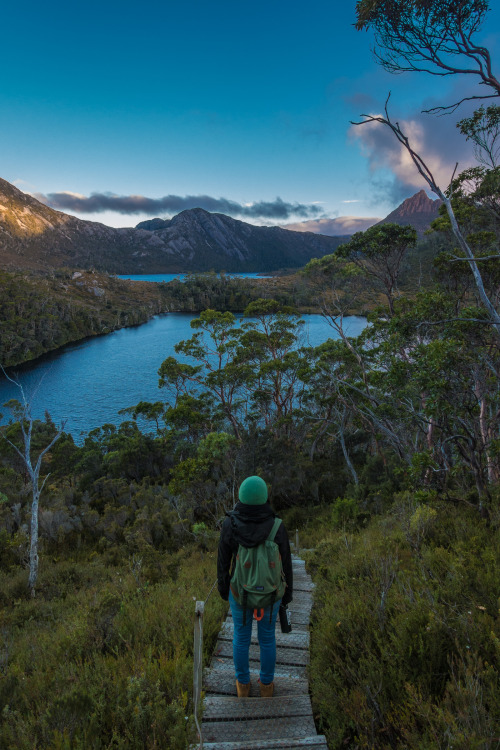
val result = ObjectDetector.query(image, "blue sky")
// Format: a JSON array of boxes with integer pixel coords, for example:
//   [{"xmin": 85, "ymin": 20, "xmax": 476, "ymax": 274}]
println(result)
[{"xmin": 2, "ymin": 1, "xmax": 499, "ymax": 230}]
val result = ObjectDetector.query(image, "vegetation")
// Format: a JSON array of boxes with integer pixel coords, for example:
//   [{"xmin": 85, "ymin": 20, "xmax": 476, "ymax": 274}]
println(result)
[
  {"xmin": 1, "ymin": 216, "xmax": 499, "ymax": 743},
  {"xmin": 302, "ymin": 497, "xmax": 500, "ymax": 749},
  {"xmin": 0, "ymin": 242, "xmax": 450, "ymax": 370},
  {"xmin": 1, "ymin": 3, "xmax": 499, "ymax": 742}
]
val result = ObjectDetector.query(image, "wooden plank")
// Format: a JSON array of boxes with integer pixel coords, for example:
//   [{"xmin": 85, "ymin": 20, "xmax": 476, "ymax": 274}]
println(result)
[
  {"xmin": 204, "ymin": 666, "xmax": 309, "ymax": 696},
  {"xmin": 201, "ymin": 737, "xmax": 328, "ymax": 750},
  {"xmin": 201, "ymin": 715, "xmax": 318, "ymax": 743},
  {"xmin": 292, "ymin": 582, "xmax": 313, "ymax": 589},
  {"xmin": 205, "ymin": 662, "xmax": 308, "ymax": 682},
  {"xmin": 213, "ymin": 640, "xmax": 309, "ymax": 666},
  {"xmin": 200, "ymin": 554, "xmax": 323, "ymax": 749},
  {"xmin": 203, "ymin": 695, "xmax": 313, "ymax": 720},
  {"xmin": 219, "ymin": 621, "xmax": 310, "ymax": 649},
  {"xmin": 223, "ymin": 614, "xmax": 309, "ymax": 632}
]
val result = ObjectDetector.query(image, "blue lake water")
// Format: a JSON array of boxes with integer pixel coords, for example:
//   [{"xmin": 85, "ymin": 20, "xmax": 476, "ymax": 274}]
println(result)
[
  {"xmin": 0, "ymin": 313, "xmax": 367, "ymax": 440},
  {"xmin": 117, "ymin": 272, "xmax": 272, "ymax": 282}
]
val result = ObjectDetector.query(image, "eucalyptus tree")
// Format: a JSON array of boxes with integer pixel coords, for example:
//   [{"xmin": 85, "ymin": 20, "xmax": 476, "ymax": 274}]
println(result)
[
  {"xmin": 353, "ymin": 1, "xmax": 500, "ymax": 339},
  {"xmin": 336, "ymin": 223, "xmax": 417, "ymax": 315},
  {"xmin": 238, "ymin": 299, "xmax": 306, "ymax": 438},
  {"xmin": 158, "ymin": 309, "xmax": 248, "ymax": 440},
  {"xmin": 355, "ymin": 0, "xmax": 499, "ymax": 111},
  {"xmin": 0, "ymin": 370, "xmax": 65, "ymax": 596}
]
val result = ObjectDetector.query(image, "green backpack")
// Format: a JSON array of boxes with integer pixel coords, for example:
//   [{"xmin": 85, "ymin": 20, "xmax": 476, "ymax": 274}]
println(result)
[{"xmin": 230, "ymin": 516, "xmax": 286, "ymax": 624}]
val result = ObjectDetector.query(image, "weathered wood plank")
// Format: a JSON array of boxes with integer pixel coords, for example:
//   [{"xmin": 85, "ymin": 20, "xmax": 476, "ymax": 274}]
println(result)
[
  {"xmin": 213, "ymin": 640, "xmax": 310, "ymax": 666},
  {"xmin": 203, "ymin": 694, "xmax": 312, "ymax": 720},
  {"xmin": 201, "ymin": 738, "xmax": 328, "ymax": 750},
  {"xmin": 201, "ymin": 715, "xmax": 318, "ymax": 743},
  {"xmin": 204, "ymin": 666, "xmax": 309, "ymax": 696},
  {"xmin": 219, "ymin": 621, "xmax": 310, "ymax": 649}
]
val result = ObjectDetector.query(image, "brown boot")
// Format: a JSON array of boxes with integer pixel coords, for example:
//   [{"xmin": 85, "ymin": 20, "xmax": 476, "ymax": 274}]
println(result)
[
  {"xmin": 236, "ymin": 680, "xmax": 251, "ymax": 697},
  {"xmin": 259, "ymin": 680, "xmax": 274, "ymax": 697}
]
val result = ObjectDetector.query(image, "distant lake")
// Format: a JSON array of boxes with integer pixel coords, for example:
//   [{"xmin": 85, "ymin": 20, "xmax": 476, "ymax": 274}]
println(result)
[
  {"xmin": 0, "ymin": 313, "xmax": 367, "ymax": 441},
  {"xmin": 117, "ymin": 272, "xmax": 272, "ymax": 282}
]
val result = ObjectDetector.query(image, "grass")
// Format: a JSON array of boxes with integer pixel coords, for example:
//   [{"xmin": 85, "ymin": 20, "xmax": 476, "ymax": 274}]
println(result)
[
  {"xmin": 303, "ymin": 495, "xmax": 500, "ymax": 749},
  {"xmin": 0, "ymin": 541, "xmax": 227, "ymax": 749}
]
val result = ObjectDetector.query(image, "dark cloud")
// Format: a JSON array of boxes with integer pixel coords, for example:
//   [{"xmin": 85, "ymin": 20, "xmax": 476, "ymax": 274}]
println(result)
[{"xmin": 36, "ymin": 191, "xmax": 324, "ymax": 221}]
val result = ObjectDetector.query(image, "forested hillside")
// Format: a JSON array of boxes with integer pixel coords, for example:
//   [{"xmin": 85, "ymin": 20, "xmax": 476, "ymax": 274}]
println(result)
[{"xmin": 0, "ymin": 230, "xmax": 444, "ymax": 369}]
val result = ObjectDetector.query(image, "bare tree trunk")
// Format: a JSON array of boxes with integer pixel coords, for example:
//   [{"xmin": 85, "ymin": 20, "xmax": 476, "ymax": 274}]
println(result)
[
  {"xmin": 28, "ymin": 488, "xmax": 40, "ymax": 597},
  {"xmin": 339, "ymin": 406, "xmax": 359, "ymax": 485},
  {"xmin": 475, "ymin": 374, "xmax": 498, "ymax": 485},
  {"xmin": 339, "ymin": 425, "xmax": 359, "ymax": 485},
  {"xmin": 0, "ymin": 367, "xmax": 65, "ymax": 597}
]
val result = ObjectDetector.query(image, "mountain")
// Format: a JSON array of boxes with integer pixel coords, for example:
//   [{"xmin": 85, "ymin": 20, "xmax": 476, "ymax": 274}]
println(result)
[
  {"xmin": 376, "ymin": 190, "xmax": 442, "ymax": 235},
  {"xmin": 0, "ymin": 178, "xmax": 346, "ymax": 273},
  {"xmin": 282, "ymin": 191, "xmax": 442, "ymax": 238},
  {"xmin": 133, "ymin": 208, "xmax": 348, "ymax": 271}
]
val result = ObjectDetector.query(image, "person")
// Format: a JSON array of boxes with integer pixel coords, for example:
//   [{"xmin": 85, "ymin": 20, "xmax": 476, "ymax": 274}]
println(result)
[{"xmin": 217, "ymin": 475, "xmax": 293, "ymax": 698}]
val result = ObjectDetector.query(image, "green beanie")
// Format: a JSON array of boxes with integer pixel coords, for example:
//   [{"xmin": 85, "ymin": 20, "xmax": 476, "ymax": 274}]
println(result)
[{"xmin": 238, "ymin": 476, "xmax": 268, "ymax": 505}]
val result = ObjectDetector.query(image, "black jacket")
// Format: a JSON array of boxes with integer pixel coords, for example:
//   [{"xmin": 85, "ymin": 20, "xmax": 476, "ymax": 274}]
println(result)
[{"xmin": 217, "ymin": 501, "xmax": 293, "ymax": 606}]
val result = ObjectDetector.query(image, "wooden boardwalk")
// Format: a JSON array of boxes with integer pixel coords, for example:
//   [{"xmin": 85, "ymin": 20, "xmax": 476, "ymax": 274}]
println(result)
[{"xmin": 200, "ymin": 556, "xmax": 327, "ymax": 749}]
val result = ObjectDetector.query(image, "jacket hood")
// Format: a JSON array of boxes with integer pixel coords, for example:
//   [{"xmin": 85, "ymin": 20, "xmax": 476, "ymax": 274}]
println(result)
[{"xmin": 229, "ymin": 501, "xmax": 276, "ymax": 548}]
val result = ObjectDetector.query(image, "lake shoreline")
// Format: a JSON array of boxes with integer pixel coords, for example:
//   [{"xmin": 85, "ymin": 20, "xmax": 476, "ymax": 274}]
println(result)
[
  {"xmin": 1, "ymin": 268, "xmax": 372, "ymax": 370},
  {"xmin": 0, "ymin": 312, "xmax": 368, "ymax": 438}
]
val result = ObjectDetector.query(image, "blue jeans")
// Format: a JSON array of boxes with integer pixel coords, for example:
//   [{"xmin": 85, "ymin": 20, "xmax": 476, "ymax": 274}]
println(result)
[{"xmin": 229, "ymin": 590, "xmax": 281, "ymax": 685}]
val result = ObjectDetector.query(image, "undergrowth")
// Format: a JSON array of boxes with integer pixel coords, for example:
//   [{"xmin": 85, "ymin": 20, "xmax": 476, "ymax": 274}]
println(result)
[
  {"xmin": 0, "ymin": 542, "xmax": 226, "ymax": 749},
  {"xmin": 305, "ymin": 493, "xmax": 500, "ymax": 749}
]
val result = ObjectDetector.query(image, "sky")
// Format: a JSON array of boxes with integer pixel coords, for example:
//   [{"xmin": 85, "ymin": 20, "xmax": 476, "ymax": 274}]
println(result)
[{"xmin": 2, "ymin": 1, "xmax": 500, "ymax": 232}]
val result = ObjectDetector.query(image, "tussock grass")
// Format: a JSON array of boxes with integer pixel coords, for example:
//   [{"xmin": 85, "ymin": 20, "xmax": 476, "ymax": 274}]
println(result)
[
  {"xmin": 305, "ymin": 495, "xmax": 500, "ymax": 749},
  {"xmin": 0, "ymin": 543, "xmax": 227, "ymax": 749}
]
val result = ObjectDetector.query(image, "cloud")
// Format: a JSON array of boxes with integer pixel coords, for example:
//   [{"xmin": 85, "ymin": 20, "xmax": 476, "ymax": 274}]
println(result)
[
  {"xmin": 35, "ymin": 191, "xmax": 324, "ymax": 221},
  {"xmin": 284, "ymin": 216, "xmax": 380, "ymax": 236},
  {"xmin": 349, "ymin": 97, "xmax": 476, "ymax": 201}
]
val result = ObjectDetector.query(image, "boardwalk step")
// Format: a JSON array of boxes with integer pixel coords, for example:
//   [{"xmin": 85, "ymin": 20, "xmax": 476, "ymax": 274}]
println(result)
[
  {"xmin": 203, "ymin": 694, "xmax": 312, "ymax": 721},
  {"xmin": 291, "ymin": 582, "xmax": 315, "ymax": 592},
  {"xmin": 204, "ymin": 666, "xmax": 308, "ymax": 696},
  {"xmin": 226, "ymin": 606, "xmax": 311, "ymax": 622},
  {"xmin": 206, "ymin": 662, "xmax": 308, "ymax": 682},
  {"xmin": 200, "ymin": 737, "xmax": 328, "ymax": 749},
  {"xmin": 213, "ymin": 640, "xmax": 309, "ymax": 666},
  {"xmin": 199, "ymin": 554, "xmax": 323, "ymax": 748},
  {"xmin": 201, "ymin": 715, "xmax": 318, "ymax": 743},
  {"xmin": 224, "ymin": 612, "xmax": 310, "ymax": 630},
  {"xmin": 219, "ymin": 622, "xmax": 310, "ymax": 649}
]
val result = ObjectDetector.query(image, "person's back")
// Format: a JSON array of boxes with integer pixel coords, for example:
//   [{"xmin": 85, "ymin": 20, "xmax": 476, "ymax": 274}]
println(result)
[{"xmin": 217, "ymin": 475, "xmax": 293, "ymax": 697}]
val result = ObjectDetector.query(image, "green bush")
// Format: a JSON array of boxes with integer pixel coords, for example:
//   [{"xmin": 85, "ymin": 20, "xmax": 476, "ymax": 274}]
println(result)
[{"xmin": 308, "ymin": 499, "xmax": 500, "ymax": 749}]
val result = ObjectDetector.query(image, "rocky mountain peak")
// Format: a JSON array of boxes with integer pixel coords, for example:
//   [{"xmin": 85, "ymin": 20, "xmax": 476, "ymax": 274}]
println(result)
[{"xmin": 377, "ymin": 190, "xmax": 442, "ymax": 235}]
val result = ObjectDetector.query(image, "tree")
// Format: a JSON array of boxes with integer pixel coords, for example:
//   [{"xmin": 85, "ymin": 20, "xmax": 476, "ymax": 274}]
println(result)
[
  {"xmin": 158, "ymin": 309, "xmax": 247, "ymax": 440},
  {"xmin": 458, "ymin": 104, "xmax": 500, "ymax": 167},
  {"xmin": 336, "ymin": 223, "xmax": 417, "ymax": 315},
  {"xmin": 352, "ymin": 98, "xmax": 500, "ymax": 339},
  {"xmin": 355, "ymin": 0, "xmax": 499, "ymax": 113},
  {"xmin": 0, "ymin": 369, "xmax": 65, "ymax": 596},
  {"xmin": 353, "ymin": 0, "xmax": 500, "ymax": 337}
]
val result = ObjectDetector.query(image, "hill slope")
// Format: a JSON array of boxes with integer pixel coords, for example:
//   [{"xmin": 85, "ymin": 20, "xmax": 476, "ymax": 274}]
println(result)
[
  {"xmin": 376, "ymin": 190, "xmax": 442, "ymax": 235},
  {"xmin": 0, "ymin": 178, "xmax": 345, "ymax": 273}
]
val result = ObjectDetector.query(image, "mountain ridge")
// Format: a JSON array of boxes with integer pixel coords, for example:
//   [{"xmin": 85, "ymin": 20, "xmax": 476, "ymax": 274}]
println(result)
[{"xmin": 0, "ymin": 179, "xmax": 346, "ymax": 273}]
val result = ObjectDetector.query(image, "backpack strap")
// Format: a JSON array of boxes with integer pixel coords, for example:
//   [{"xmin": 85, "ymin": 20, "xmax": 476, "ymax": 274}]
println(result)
[{"xmin": 267, "ymin": 517, "xmax": 282, "ymax": 543}]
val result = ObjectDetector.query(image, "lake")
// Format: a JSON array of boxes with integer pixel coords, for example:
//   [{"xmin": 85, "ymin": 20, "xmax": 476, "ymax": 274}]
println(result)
[
  {"xmin": 0, "ymin": 313, "xmax": 367, "ymax": 440},
  {"xmin": 117, "ymin": 272, "xmax": 272, "ymax": 282}
]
